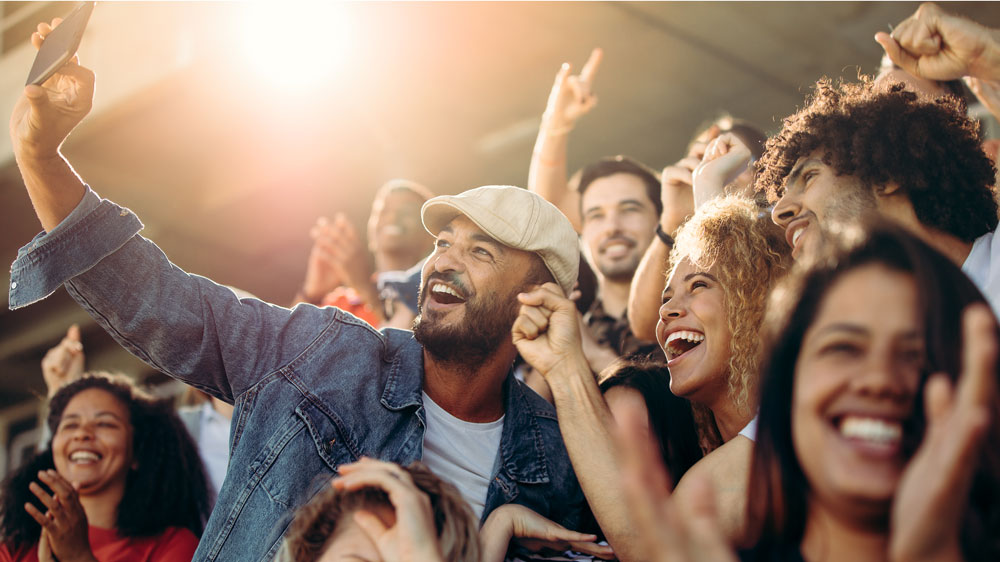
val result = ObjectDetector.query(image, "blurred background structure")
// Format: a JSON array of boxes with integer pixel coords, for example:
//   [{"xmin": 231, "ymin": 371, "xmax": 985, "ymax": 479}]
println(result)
[{"xmin": 1, "ymin": 1, "xmax": 999, "ymax": 476}]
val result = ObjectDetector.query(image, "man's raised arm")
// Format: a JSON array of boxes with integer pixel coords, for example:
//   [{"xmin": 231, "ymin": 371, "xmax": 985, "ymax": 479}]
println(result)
[
  {"xmin": 513, "ymin": 283, "xmax": 643, "ymax": 561},
  {"xmin": 7, "ymin": 21, "xmax": 337, "ymax": 404},
  {"xmin": 876, "ymin": 2, "xmax": 1000, "ymax": 121},
  {"xmin": 11, "ymin": 20, "xmax": 91, "ymax": 232},
  {"xmin": 626, "ymin": 155, "xmax": 697, "ymax": 342},
  {"xmin": 527, "ymin": 48, "xmax": 602, "ymax": 232}
]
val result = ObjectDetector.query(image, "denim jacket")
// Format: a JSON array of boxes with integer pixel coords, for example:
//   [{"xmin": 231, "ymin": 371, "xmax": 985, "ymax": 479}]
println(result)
[{"xmin": 9, "ymin": 187, "xmax": 584, "ymax": 561}]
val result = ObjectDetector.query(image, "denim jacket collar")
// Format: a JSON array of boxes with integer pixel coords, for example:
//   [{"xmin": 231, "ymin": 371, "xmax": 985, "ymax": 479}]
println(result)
[{"xmin": 378, "ymin": 333, "xmax": 550, "ymax": 485}]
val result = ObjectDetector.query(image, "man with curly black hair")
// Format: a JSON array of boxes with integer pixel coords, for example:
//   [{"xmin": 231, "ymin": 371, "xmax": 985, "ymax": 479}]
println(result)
[
  {"xmin": 759, "ymin": 80, "xmax": 1000, "ymax": 313},
  {"xmin": 759, "ymin": 3, "xmax": 1000, "ymax": 315},
  {"xmin": 760, "ymin": 77, "xmax": 997, "ymax": 255}
]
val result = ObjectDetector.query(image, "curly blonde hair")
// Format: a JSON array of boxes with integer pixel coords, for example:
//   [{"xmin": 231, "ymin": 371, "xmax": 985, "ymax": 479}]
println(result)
[{"xmin": 669, "ymin": 197, "xmax": 790, "ymax": 419}]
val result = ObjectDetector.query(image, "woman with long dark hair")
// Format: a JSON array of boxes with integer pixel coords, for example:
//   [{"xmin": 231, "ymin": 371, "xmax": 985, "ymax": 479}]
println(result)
[
  {"xmin": 745, "ymin": 223, "xmax": 1000, "ymax": 560},
  {"xmin": 1, "ymin": 373, "xmax": 212, "ymax": 561}
]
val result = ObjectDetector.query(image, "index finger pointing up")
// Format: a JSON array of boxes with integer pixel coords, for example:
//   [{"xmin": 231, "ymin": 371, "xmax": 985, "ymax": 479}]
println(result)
[{"xmin": 579, "ymin": 48, "xmax": 603, "ymax": 86}]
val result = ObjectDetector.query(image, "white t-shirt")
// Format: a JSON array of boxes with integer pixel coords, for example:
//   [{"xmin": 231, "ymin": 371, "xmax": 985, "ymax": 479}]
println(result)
[
  {"xmin": 420, "ymin": 392, "xmax": 504, "ymax": 520},
  {"xmin": 738, "ymin": 415, "xmax": 758, "ymax": 442},
  {"xmin": 197, "ymin": 402, "xmax": 231, "ymax": 497},
  {"xmin": 962, "ymin": 229, "xmax": 1000, "ymax": 319}
]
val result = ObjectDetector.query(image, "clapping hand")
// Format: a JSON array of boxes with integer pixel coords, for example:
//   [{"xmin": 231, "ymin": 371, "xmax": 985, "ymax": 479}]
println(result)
[
  {"xmin": 25, "ymin": 470, "xmax": 96, "ymax": 562},
  {"xmin": 890, "ymin": 304, "xmax": 997, "ymax": 562},
  {"xmin": 301, "ymin": 214, "xmax": 374, "ymax": 302}
]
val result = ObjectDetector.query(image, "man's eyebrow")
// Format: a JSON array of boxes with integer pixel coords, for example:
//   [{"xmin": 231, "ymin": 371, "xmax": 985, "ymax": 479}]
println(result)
[
  {"xmin": 785, "ymin": 157, "xmax": 821, "ymax": 189},
  {"xmin": 619, "ymin": 198, "xmax": 651, "ymax": 208},
  {"xmin": 584, "ymin": 198, "xmax": 650, "ymax": 215},
  {"xmin": 470, "ymin": 233, "xmax": 505, "ymax": 252}
]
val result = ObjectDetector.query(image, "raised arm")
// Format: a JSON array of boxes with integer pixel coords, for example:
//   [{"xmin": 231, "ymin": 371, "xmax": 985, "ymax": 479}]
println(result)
[
  {"xmin": 627, "ymin": 131, "xmax": 751, "ymax": 341},
  {"xmin": 8, "ymin": 21, "xmax": 339, "ymax": 403},
  {"xmin": 527, "ymin": 48, "xmax": 602, "ymax": 232},
  {"xmin": 876, "ymin": 2, "xmax": 1000, "ymax": 120},
  {"xmin": 627, "ymin": 157, "xmax": 697, "ymax": 341},
  {"xmin": 691, "ymin": 133, "xmax": 752, "ymax": 208},
  {"xmin": 41, "ymin": 324, "xmax": 85, "ymax": 398},
  {"xmin": 513, "ymin": 283, "xmax": 642, "ymax": 561},
  {"xmin": 10, "ymin": 20, "xmax": 92, "ymax": 232}
]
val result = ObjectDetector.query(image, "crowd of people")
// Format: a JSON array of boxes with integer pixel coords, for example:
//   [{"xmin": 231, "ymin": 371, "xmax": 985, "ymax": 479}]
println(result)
[{"xmin": 3, "ymin": 2, "xmax": 1000, "ymax": 561}]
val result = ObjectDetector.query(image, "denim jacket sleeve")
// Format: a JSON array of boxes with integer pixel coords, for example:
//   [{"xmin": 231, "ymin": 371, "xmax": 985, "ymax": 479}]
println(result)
[{"xmin": 9, "ymin": 187, "xmax": 338, "ymax": 402}]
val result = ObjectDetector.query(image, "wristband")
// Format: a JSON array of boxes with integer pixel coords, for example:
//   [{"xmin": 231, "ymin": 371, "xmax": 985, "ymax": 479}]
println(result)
[{"xmin": 655, "ymin": 223, "xmax": 674, "ymax": 246}]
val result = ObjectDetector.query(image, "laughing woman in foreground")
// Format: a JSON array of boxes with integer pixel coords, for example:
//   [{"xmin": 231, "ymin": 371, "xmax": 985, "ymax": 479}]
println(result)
[{"xmin": 744, "ymin": 224, "xmax": 1000, "ymax": 561}]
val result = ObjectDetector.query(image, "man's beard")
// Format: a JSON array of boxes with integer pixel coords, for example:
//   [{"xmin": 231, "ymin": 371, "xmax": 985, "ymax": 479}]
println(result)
[
  {"xmin": 827, "ymin": 178, "xmax": 878, "ymax": 223},
  {"xmin": 413, "ymin": 273, "xmax": 521, "ymax": 368}
]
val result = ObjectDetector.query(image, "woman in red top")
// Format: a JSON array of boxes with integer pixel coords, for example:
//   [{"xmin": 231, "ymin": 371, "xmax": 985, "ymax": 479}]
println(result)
[{"xmin": 0, "ymin": 374, "xmax": 211, "ymax": 561}]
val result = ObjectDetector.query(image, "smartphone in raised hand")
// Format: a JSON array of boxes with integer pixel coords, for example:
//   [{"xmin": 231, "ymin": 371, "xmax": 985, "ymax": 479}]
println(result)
[{"xmin": 25, "ymin": 2, "xmax": 96, "ymax": 87}]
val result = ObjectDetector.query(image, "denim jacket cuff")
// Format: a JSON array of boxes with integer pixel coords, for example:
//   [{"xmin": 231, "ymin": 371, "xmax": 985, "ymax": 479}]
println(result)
[{"xmin": 8, "ymin": 186, "xmax": 143, "ymax": 309}]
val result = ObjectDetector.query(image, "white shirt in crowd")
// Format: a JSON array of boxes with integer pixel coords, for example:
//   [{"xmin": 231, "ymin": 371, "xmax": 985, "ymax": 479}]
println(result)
[
  {"xmin": 196, "ymin": 401, "xmax": 231, "ymax": 497},
  {"xmin": 963, "ymin": 229, "xmax": 1000, "ymax": 319},
  {"xmin": 420, "ymin": 391, "xmax": 505, "ymax": 521},
  {"xmin": 738, "ymin": 415, "xmax": 758, "ymax": 442}
]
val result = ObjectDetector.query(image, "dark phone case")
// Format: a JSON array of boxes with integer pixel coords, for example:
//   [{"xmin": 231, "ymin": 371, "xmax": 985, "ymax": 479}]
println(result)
[{"xmin": 25, "ymin": 2, "xmax": 96, "ymax": 87}]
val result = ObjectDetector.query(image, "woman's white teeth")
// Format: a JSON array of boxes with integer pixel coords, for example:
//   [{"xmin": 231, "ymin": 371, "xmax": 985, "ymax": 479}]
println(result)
[
  {"xmin": 792, "ymin": 227, "xmax": 804, "ymax": 247},
  {"xmin": 666, "ymin": 331, "xmax": 704, "ymax": 345},
  {"xmin": 840, "ymin": 417, "xmax": 901, "ymax": 444},
  {"xmin": 69, "ymin": 451, "xmax": 100, "ymax": 463},
  {"xmin": 431, "ymin": 284, "xmax": 462, "ymax": 299},
  {"xmin": 665, "ymin": 331, "xmax": 704, "ymax": 358}
]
